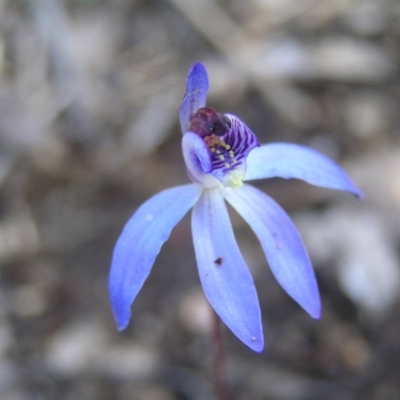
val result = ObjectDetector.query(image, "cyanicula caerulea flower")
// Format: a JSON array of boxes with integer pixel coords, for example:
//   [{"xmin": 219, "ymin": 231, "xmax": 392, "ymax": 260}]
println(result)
[{"xmin": 109, "ymin": 62, "xmax": 362, "ymax": 352}]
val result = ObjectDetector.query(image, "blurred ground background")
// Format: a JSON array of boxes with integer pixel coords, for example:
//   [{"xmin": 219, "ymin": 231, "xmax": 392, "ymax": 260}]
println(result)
[{"xmin": 0, "ymin": 0, "xmax": 400, "ymax": 399}]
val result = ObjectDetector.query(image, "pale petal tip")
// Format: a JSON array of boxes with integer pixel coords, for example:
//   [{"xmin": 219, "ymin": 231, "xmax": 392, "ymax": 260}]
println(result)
[
  {"xmin": 189, "ymin": 61, "xmax": 208, "ymax": 78},
  {"xmin": 186, "ymin": 62, "xmax": 209, "ymax": 93},
  {"xmin": 114, "ymin": 307, "xmax": 131, "ymax": 331},
  {"xmin": 304, "ymin": 298, "xmax": 321, "ymax": 320},
  {"xmin": 247, "ymin": 335, "xmax": 264, "ymax": 352},
  {"xmin": 342, "ymin": 176, "xmax": 363, "ymax": 199},
  {"xmin": 353, "ymin": 187, "xmax": 364, "ymax": 200},
  {"xmin": 309, "ymin": 305, "xmax": 321, "ymax": 320},
  {"xmin": 117, "ymin": 322, "xmax": 129, "ymax": 332},
  {"xmin": 110, "ymin": 288, "xmax": 131, "ymax": 331}
]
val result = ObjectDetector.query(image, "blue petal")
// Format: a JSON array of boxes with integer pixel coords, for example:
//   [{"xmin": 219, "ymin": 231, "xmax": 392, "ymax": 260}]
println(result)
[
  {"xmin": 223, "ymin": 184, "xmax": 321, "ymax": 319},
  {"xmin": 109, "ymin": 184, "xmax": 201, "ymax": 330},
  {"xmin": 245, "ymin": 143, "xmax": 362, "ymax": 198},
  {"xmin": 191, "ymin": 189, "xmax": 264, "ymax": 351},
  {"xmin": 182, "ymin": 132, "xmax": 222, "ymax": 188},
  {"xmin": 180, "ymin": 62, "xmax": 209, "ymax": 134},
  {"xmin": 182, "ymin": 132, "xmax": 213, "ymax": 174}
]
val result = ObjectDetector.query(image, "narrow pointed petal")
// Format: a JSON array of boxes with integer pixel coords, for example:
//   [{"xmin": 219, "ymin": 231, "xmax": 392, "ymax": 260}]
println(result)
[
  {"xmin": 182, "ymin": 132, "xmax": 212, "ymax": 177},
  {"xmin": 223, "ymin": 184, "xmax": 321, "ymax": 319},
  {"xmin": 192, "ymin": 189, "xmax": 264, "ymax": 351},
  {"xmin": 245, "ymin": 143, "xmax": 362, "ymax": 198},
  {"xmin": 109, "ymin": 184, "xmax": 201, "ymax": 330},
  {"xmin": 182, "ymin": 131, "xmax": 224, "ymax": 188},
  {"xmin": 180, "ymin": 62, "xmax": 209, "ymax": 134}
]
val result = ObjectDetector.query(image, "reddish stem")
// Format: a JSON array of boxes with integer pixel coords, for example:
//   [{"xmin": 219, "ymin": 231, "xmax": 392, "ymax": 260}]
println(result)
[{"xmin": 211, "ymin": 310, "xmax": 232, "ymax": 400}]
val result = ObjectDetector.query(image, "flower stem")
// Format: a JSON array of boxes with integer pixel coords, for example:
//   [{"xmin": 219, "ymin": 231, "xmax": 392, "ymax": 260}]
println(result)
[{"xmin": 212, "ymin": 310, "xmax": 231, "ymax": 400}]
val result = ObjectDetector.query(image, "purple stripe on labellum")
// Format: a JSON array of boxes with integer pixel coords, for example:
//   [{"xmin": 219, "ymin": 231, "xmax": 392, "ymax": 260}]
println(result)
[
  {"xmin": 216, "ymin": 115, "xmax": 259, "ymax": 174},
  {"xmin": 207, "ymin": 115, "xmax": 259, "ymax": 187},
  {"xmin": 188, "ymin": 107, "xmax": 259, "ymax": 187}
]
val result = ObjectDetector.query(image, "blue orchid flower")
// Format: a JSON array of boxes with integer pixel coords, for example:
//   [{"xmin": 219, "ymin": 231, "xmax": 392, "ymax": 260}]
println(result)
[{"xmin": 109, "ymin": 62, "xmax": 362, "ymax": 352}]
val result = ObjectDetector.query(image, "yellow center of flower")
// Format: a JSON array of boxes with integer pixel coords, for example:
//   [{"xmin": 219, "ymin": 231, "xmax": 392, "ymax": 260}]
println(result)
[{"xmin": 224, "ymin": 168, "xmax": 244, "ymax": 188}]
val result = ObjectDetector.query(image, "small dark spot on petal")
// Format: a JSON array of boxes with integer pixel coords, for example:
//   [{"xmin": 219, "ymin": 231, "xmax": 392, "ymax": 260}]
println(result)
[{"xmin": 214, "ymin": 257, "xmax": 223, "ymax": 266}]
